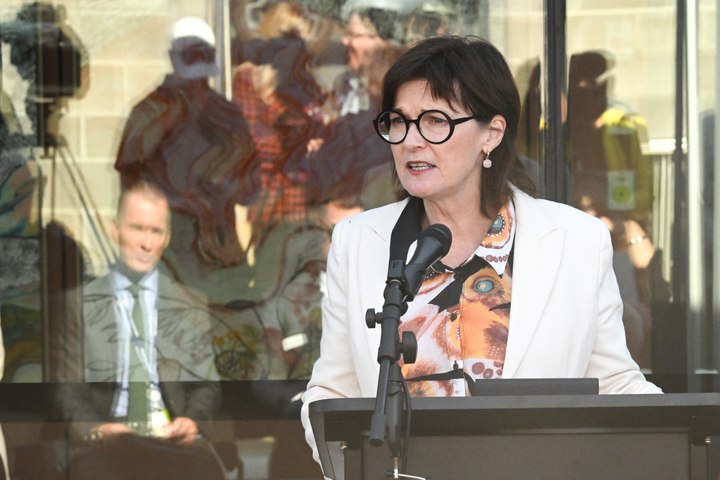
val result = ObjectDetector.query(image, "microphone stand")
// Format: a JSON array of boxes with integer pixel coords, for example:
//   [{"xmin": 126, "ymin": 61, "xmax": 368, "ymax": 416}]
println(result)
[{"xmin": 366, "ymin": 260, "xmax": 422, "ymax": 479}]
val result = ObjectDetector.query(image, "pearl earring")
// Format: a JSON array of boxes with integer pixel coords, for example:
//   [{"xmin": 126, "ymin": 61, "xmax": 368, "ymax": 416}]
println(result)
[{"xmin": 482, "ymin": 151, "xmax": 492, "ymax": 169}]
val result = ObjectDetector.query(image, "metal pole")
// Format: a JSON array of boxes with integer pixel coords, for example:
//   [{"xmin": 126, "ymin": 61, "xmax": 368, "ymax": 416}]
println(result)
[{"xmin": 544, "ymin": 0, "xmax": 567, "ymax": 203}]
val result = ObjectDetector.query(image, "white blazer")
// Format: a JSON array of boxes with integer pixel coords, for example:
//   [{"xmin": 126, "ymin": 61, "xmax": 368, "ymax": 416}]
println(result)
[{"xmin": 301, "ymin": 188, "xmax": 661, "ymax": 463}]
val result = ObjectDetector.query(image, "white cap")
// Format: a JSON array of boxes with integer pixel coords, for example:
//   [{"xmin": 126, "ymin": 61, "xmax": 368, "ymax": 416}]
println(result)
[
  {"xmin": 169, "ymin": 16, "xmax": 219, "ymax": 79},
  {"xmin": 171, "ymin": 16, "xmax": 216, "ymax": 48}
]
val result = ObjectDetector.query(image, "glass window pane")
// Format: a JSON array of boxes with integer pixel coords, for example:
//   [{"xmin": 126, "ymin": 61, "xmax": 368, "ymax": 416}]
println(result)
[
  {"xmin": 0, "ymin": 1, "xmax": 545, "ymax": 478},
  {"xmin": 0, "ymin": 0, "xmax": 701, "ymax": 477},
  {"xmin": 698, "ymin": 0, "xmax": 718, "ymax": 387},
  {"xmin": 566, "ymin": 0, "xmax": 677, "ymax": 374}
]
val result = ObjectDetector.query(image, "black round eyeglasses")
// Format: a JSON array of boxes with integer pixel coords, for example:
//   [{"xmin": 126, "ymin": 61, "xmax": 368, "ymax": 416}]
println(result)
[{"xmin": 373, "ymin": 109, "xmax": 481, "ymax": 145}]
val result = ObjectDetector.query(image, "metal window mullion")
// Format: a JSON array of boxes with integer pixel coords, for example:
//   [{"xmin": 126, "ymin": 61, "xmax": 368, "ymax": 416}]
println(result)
[
  {"xmin": 544, "ymin": 0, "xmax": 568, "ymax": 204},
  {"xmin": 686, "ymin": 0, "xmax": 708, "ymax": 386}
]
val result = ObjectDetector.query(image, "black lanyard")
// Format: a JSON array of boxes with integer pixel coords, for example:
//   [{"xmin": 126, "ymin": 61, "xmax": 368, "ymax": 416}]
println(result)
[{"xmin": 388, "ymin": 196, "xmax": 424, "ymax": 267}]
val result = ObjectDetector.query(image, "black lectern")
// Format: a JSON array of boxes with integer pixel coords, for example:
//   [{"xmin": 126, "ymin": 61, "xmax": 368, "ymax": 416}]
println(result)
[{"xmin": 309, "ymin": 393, "xmax": 720, "ymax": 480}]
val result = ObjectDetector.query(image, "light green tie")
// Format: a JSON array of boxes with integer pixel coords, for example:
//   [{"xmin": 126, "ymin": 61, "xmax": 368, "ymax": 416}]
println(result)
[{"xmin": 127, "ymin": 283, "xmax": 149, "ymax": 425}]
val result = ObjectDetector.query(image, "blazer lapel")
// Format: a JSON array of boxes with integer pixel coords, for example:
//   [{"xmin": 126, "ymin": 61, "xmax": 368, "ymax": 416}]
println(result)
[
  {"xmin": 503, "ymin": 190, "xmax": 565, "ymax": 378},
  {"xmin": 83, "ymin": 275, "xmax": 123, "ymax": 381},
  {"xmin": 154, "ymin": 271, "xmax": 177, "ymax": 380}
]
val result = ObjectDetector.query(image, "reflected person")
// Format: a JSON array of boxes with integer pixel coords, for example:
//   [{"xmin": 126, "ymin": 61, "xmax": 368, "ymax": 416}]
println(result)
[
  {"xmin": 59, "ymin": 180, "xmax": 219, "ymax": 445},
  {"xmin": 334, "ymin": 7, "xmax": 400, "ymax": 117},
  {"xmin": 300, "ymin": 35, "xmax": 661, "ymax": 466},
  {"xmin": 231, "ymin": 1, "xmax": 325, "ymax": 244},
  {"xmin": 116, "ymin": 16, "xmax": 256, "ymax": 281},
  {"xmin": 304, "ymin": 7, "xmax": 406, "ymax": 210}
]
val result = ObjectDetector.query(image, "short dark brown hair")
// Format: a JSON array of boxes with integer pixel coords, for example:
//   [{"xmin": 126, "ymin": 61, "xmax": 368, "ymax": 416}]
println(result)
[{"xmin": 380, "ymin": 35, "xmax": 536, "ymax": 217}]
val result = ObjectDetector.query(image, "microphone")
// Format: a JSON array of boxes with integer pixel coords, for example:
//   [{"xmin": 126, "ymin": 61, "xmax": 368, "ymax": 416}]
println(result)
[{"xmin": 402, "ymin": 224, "xmax": 452, "ymax": 301}]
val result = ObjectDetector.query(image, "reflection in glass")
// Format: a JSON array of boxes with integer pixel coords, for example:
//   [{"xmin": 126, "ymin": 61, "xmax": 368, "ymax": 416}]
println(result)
[
  {"xmin": 566, "ymin": 1, "xmax": 678, "ymax": 372},
  {"xmin": 0, "ymin": 0, "xmax": 697, "ymax": 478}
]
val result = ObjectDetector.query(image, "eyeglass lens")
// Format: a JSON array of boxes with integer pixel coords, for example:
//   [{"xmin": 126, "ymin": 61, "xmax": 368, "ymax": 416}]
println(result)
[{"xmin": 375, "ymin": 110, "xmax": 456, "ymax": 144}]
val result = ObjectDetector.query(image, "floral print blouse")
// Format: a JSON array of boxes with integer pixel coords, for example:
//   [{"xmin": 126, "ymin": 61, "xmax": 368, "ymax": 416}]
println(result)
[{"xmin": 399, "ymin": 201, "xmax": 516, "ymax": 396}]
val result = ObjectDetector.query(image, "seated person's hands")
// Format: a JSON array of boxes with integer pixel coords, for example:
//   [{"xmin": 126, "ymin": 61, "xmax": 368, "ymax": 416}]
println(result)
[
  {"xmin": 162, "ymin": 416, "xmax": 199, "ymax": 446},
  {"xmin": 89, "ymin": 417, "xmax": 198, "ymax": 446},
  {"xmin": 89, "ymin": 422, "xmax": 134, "ymax": 440}
]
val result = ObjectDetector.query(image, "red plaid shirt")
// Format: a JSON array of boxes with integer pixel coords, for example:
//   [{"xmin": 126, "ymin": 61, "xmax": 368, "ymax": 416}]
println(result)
[{"xmin": 232, "ymin": 65, "xmax": 315, "ymax": 229}]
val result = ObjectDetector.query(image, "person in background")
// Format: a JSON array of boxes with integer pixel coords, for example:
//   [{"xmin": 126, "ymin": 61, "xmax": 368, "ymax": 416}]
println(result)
[
  {"xmin": 116, "ymin": 16, "xmax": 257, "ymax": 280},
  {"xmin": 301, "ymin": 35, "xmax": 661, "ymax": 466},
  {"xmin": 58, "ymin": 179, "xmax": 220, "ymax": 446},
  {"xmin": 304, "ymin": 6, "xmax": 406, "ymax": 211},
  {"xmin": 231, "ymin": 1, "xmax": 326, "ymax": 245},
  {"xmin": 575, "ymin": 175, "xmax": 656, "ymax": 367},
  {"xmin": 333, "ymin": 7, "xmax": 400, "ymax": 118}
]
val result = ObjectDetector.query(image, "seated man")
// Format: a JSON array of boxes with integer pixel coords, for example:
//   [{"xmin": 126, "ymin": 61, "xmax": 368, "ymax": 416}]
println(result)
[{"xmin": 57, "ymin": 180, "xmax": 223, "ymax": 478}]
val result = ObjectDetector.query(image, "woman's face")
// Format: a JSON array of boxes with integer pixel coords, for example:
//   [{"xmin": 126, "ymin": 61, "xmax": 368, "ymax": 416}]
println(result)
[{"xmin": 391, "ymin": 79, "xmax": 501, "ymax": 206}]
